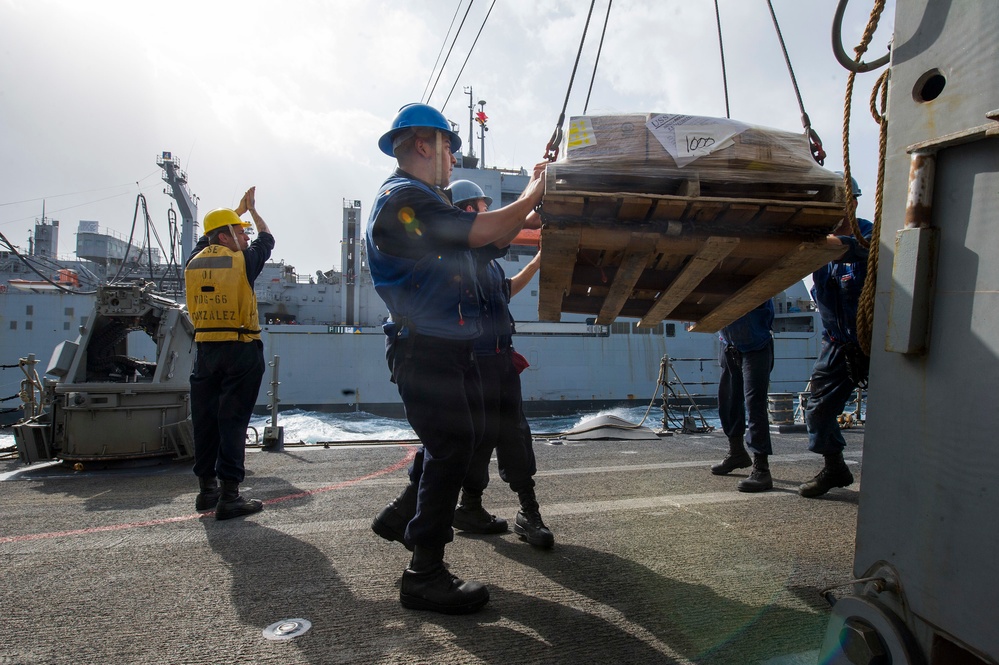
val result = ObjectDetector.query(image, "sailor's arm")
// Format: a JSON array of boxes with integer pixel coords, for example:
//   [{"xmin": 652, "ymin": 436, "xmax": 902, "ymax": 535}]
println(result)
[
  {"xmin": 467, "ymin": 165, "xmax": 545, "ymax": 248},
  {"xmin": 248, "ymin": 208, "xmax": 270, "ymax": 236},
  {"xmin": 509, "ymin": 250, "xmax": 541, "ymax": 297}
]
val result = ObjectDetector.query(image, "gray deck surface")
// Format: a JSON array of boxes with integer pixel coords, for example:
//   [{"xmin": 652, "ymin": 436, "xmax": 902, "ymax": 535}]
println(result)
[{"xmin": 0, "ymin": 428, "xmax": 863, "ymax": 665}]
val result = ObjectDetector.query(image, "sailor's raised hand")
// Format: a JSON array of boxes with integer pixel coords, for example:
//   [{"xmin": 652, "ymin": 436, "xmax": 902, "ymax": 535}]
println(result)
[{"xmin": 243, "ymin": 186, "xmax": 257, "ymax": 212}]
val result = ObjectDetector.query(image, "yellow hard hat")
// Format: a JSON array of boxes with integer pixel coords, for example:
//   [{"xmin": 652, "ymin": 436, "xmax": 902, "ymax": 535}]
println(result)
[{"xmin": 203, "ymin": 208, "xmax": 251, "ymax": 234}]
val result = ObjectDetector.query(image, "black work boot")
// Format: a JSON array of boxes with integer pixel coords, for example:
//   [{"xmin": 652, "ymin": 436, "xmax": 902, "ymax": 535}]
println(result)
[
  {"xmin": 711, "ymin": 438, "xmax": 752, "ymax": 475},
  {"xmin": 514, "ymin": 489, "xmax": 555, "ymax": 549},
  {"xmin": 738, "ymin": 454, "xmax": 773, "ymax": 493},
  {"xmin": 372, "ymin": 483, "xmax": 417, "ymax": 550},
  {"xmin": 215, "ymin": 480, "xmax": 263, "ymax": 520},
  {"xmin": 400, "ymin": 545, "xmax": 489, "ymax": 614},
  {"xmin": 799, "ymin": 453, "xmax": 854, "ymax": 498},
  {"xmin": 195, "ymin": 476, "xmax": 221, "ymax": 511},
  {"xmin": 452, "ymin": 490, "xmax": 508, "ymax": 534}
]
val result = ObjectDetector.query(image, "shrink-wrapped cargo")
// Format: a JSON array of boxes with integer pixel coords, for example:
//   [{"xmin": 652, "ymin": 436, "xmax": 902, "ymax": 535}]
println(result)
[
  {"xmin": 555, "ymin": 113, "xmax": 843, "ymax": 201},
  {"xmin": 535, "ymin": 113, "xmax": 850, "ymax": 332}
]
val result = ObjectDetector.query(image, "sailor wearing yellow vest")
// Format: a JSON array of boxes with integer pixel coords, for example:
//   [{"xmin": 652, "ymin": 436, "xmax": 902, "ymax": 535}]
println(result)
[{"xmin": 185, "ymin": 186, "xmax": 274, "ymax": 520}]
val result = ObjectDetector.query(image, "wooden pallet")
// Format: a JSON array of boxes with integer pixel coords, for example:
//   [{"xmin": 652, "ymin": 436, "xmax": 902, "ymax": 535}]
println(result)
[
  {"xmin": 548, "ymin": 163, "xmax": 844, "ymax": 204},
  {"xmin": 536, "ymin": 166, "xmax": 848, "ymax": 333}
]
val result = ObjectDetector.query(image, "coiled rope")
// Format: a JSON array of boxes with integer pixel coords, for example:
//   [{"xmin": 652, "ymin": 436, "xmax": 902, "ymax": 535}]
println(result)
[
  {"xmin": 856, "ymin": 68, "xmax": 890, "ymax": 356},
  {"xmin": 837, "ymin": 0, "xmax": 888, "ymax": 355}
]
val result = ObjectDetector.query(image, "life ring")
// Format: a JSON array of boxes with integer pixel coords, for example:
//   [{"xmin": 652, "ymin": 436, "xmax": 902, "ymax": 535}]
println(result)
[{"xmin": 0, "ymin": 284, "xmax": 7, "ymax": 293}]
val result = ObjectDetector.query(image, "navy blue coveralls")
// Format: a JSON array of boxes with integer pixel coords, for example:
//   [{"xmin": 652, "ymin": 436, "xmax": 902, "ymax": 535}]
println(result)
[
  {"xmin": 462, "ymin": 250, "xmax": 537, "ymax": 496},
  {"xmin": 804, "ymin": 217, "xmax": 873, "ymax": 454},
  {"xmin": 188, "ymin": 232, "xmax": 274, "ymax": 484},
  {"xmin": 718, "ymin": 299, "xmax": 775, "ymax": 455},
  {"xmin": 366, "ymin": 169, "xmax": 484, "ymax": 549}
]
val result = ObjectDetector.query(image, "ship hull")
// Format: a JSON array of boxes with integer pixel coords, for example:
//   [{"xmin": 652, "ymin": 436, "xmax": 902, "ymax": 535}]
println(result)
[{"xmin": 1, "ymin": 287, "xmax": 821, "ymax": 427}]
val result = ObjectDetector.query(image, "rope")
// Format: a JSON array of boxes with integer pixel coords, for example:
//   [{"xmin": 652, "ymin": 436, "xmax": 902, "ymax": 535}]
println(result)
[
  {"xmin": 0, "ymin": 393, "xmax": 21, "ymax": 402},
  {"xmin": 714, "ymin": 0, "xmax": 730, "ymax": 119},
  {"xmin": 629, "ymin": 354, "xmax": 665, "ymax": 430},
  {"xmin": 583, "ymin": 0, "xmax": 613, "ymax": 115},
  {"xmin": 106, "ymin": 192, "xmax": 174, "ymax": 289},
  {"xmin": 839, "ymin": 0, "xmax": 887, "ymax": 246},
  {"xmin": 421, "ymin": 1, "xmax": 465, "ymax": 103},
  {"xmin": 841, "ymin": 71, "xmax": 865, "ymax": 248},
  {"xmin": 424, "ymin": 0, "xmax": 476, "ymax": 104},
  {"xmin": 442, "ymin": 0, "xmax": 497, "ymax": 108},
  {"xmin": 1, "ymin": 364, "xmax": 21, "ymax": 369},
  {"xmin": 544, "ymin": 0, "xmax": 598, "ymax": 162},
  {"xmin": 765, "ymin": 0, "xmax": 825, "ymax": 164},
  {"xmin": 856, "ymin": 68, "xmax": 890, "ymax": 356},
  {"xmin": 838, "ymin": 0, "xmax": 888, "ymax": 356},
  {"xmin": 0, "ymin": 172, "xmax": 159, "ymax": 208}
]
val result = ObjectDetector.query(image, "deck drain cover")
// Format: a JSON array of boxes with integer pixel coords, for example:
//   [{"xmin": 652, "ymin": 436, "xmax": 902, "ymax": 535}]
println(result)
[{"xmin": 263, "ymin": 618, "xmax": 312, "ymax": 641}]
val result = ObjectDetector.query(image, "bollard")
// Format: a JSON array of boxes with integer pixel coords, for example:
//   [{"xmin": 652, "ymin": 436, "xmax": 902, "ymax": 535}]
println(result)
[{"xmin": 767, "ymin": 393, "xmax": 795, "ymax": 425}]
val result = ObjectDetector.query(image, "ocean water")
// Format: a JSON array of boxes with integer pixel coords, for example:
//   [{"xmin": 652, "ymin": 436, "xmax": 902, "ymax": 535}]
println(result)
[
  {"xmin": 247, "ymin": 403, "xmax": 723, "ymax": 445},
  {"xmin": 0, "ymin": 404, "xmax": 723, "ymax": 454}
]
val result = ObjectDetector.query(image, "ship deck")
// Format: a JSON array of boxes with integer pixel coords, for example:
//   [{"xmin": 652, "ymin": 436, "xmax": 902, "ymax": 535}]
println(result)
[{"xmin": 0, "ymin": 428, "xmax": 863, "ymax": 665}]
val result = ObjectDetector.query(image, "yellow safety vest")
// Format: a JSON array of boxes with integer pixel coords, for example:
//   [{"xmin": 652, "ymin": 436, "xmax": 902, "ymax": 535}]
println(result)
[{"xmin": 185, "ymin": 244, "xmax": 261, "ymax": 342}]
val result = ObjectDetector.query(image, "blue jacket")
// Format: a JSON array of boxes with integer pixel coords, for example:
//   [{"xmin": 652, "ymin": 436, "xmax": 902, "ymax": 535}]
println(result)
[
  {"xmin": 365, "ymin": 173, "xmax": 481, "ymax": 340},
  {"xmin": 719, "ymin": 299, "xmax": 774, "ymax": 352},
  {"xmin": 473, "ymin": 248, "xmax": 516, "ymax": 355},
  {"xmin": 811, "ymin": 217, "xmax": 873, "ymax": 345}
]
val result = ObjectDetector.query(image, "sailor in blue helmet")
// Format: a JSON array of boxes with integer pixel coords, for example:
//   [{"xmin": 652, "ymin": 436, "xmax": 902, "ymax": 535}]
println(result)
[
  {"xmin": 710, "ymin": 297, "xmax": 776, "ymax": 492},
  {"xmin": 446, "ymin": 179, "xmax": 555, "ymax": 549},
  {"xmin": 800, "ymin": 174, "xmax": 872, "ymax": 497},
  {"xmin": 366, "ymin": 103, "xmax": 546, "ymax": 614}
]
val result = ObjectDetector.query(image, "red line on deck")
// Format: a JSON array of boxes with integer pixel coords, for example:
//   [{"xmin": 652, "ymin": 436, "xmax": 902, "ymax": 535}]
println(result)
[{"xmin": 0, "ymin": 445, "xmax": 418, "ymax": 545}]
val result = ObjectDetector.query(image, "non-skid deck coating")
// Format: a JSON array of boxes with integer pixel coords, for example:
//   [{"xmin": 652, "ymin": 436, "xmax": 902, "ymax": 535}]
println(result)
[{"xmin": 0, "ymin": 428, "xmax": 863, "ymax": 665}]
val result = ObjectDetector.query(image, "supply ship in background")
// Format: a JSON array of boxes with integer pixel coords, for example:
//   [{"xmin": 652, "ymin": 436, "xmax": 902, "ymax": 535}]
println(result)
[{"xmin": 0, "ymin": 150, "xmax": 824, "ymax": 427}]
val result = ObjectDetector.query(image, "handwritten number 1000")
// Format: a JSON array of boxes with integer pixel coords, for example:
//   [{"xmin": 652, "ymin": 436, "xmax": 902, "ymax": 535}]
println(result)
[{"xmin": 685, "ymin": 136, "xmax": 715, "ymax": 152}]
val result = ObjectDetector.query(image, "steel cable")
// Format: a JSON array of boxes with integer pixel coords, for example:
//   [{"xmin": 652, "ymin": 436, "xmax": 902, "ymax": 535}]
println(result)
[
  {"xmin": 544, "ymin": 0, "xmax": 598, "ymax": 161},
  {"xmin": 583, "ymin": 0, "xmax": 613, "ymax": 115},
  {"xmin": 442, "ymin": 0, "xmax": 497, "ymax": 109},
  {"xmin": 424, "ymin": 0, "xmax": 476, "ymax": 104}
]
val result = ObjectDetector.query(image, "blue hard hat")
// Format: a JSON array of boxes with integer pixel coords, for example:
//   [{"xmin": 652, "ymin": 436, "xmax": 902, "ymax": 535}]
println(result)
[
  {"xmin": 834, "ymin": 171, "xmax": 862, "ymax": 197},
  {"xmin": 378, "ymin": 103, "xmax": 462, "ymax": 157},
  {"xmin": 446, "ymin": 179, "xmax": 492, "ymax": 208}
]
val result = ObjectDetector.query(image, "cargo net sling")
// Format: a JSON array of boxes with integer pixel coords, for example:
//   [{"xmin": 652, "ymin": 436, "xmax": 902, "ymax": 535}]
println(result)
[{"xmin": 536, "ymin": 112, "xmax": 847, "ymax": 333}]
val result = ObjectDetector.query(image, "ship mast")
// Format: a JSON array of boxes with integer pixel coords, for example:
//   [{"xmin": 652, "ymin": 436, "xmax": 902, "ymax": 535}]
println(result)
[{"xmin": 156, "ymin": 152, "xmax": 198, "ymax": 265}]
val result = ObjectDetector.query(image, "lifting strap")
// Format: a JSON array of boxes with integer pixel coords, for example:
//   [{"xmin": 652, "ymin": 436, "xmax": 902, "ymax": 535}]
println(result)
[
  {"xmin": 714, "ymin": 0, "xmax": 730, "ymax": 119},
  {"xmin": 442, "ymin": 0, "xmax": 498, "ymax": 108},
  {"xmin": 765, "ymin": 0, "xmax": 826, "ymax": 165},
  {"xmin": 544, "ymin": 0, "xmax": 598, "ymax": 162},
  {"xmin": 583, "ymin": 0, "xmax": 613, "ymax": 115},
  {"xmin": 422, "ymin": 1, "xmax": 475, "ymax": 104}
]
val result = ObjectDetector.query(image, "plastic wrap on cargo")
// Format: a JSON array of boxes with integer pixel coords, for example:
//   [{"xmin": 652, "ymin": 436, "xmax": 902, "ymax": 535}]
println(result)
[{"xmin": 559, "ymin": 113, "xmax": 841, "ymax": 192}]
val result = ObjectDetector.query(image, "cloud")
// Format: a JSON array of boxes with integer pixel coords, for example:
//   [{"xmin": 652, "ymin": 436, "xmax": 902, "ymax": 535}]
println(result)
[{"xmin": 0, "ymin": 0, "xmax": 895, "ymax": 271}]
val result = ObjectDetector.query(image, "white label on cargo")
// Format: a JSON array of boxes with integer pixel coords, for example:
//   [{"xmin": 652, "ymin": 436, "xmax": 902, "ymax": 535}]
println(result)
[
  {"xmin": 676, "ymin": 126, "xmax": 736, "ymax": 161},
  {"xmin": 646, "ymin": 114, "xmax": 748, "ymax": 167}
]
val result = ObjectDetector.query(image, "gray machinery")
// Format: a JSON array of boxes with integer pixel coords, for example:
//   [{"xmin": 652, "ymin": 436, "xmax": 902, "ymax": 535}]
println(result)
[
  {"xmin": 819, "ymin": 1, "xmax": 999, "ymax": 663},
  {"xmin": 13, "ymin": 283, "xmax": 195, "ymax": 464}
]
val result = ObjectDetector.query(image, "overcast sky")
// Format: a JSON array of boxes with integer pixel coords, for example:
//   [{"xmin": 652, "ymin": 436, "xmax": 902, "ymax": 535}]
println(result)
[{"xmin": 0, "ymin": 0, "xmax": 895, "ymax": 272}]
